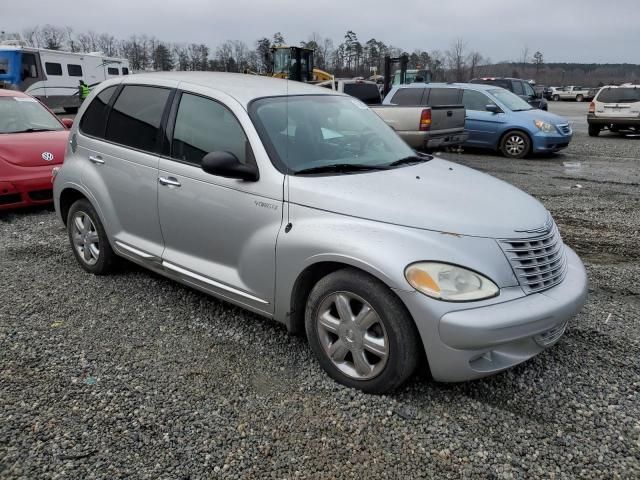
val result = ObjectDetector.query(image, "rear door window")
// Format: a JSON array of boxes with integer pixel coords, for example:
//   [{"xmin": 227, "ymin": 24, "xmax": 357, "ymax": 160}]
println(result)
[
  {"xmin": 45, "ymin": 62, "xmax": 62, "ymax": 76},
  {"xmin": 171, "ymin": 92, "xmax": 251, "ymax": 166},
  {"xmin": 105, "ymin": 85, "xmax": 171, "ymax": 153},
  {"xmin": 390, "ymin": 88, "xmax": 425, "ymax": 105},
  {"xmin": 80, "ymin": 85, "xmax": 119, "ymax": 138},
  {"xmin": 425, "ymin": 88, "xmax": 462, "ymax": 106},
  {"xmin": 596, "ymin": 87, "xmax": 640, "ymax": 103}
]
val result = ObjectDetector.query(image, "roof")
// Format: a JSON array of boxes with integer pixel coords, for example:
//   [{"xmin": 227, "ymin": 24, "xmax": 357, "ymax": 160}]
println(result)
[
  {"xmin": 0, "ymin": 89, "xmax": 29, "ymax": 98},
  {"xmin": 121, "ymin": 72, "xmax": 337, "ymax": 108}
]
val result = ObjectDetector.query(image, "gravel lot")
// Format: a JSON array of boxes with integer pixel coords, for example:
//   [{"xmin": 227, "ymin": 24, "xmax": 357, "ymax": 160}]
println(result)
[{"xmin": 1, "ymin": 102, "xmax": 639, "ymax": 479}]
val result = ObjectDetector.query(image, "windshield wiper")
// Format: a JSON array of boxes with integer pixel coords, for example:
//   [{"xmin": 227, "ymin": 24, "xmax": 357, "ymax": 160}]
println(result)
[
  {"xmin": 387, "ymin": 154, "xmax": 431, "ymax": 167},
  {"xmin": 294, "ymin": 163, "xmax": 390, "ymax": 175},
  {"xmin": 10, "ymin": 128, "xmax": 57, "ymax": 133}
]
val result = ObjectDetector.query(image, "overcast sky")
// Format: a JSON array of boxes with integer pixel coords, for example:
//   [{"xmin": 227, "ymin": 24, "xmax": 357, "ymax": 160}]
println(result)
[{"xmin": 2, "ymin": 0, "xmax": 638, "ymax": 64}]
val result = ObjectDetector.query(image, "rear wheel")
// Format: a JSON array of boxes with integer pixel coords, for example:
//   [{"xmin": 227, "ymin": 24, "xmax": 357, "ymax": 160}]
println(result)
[
  {"xmin": 576, "ymin": 94, "xmax": 584, "ymax": 102},
  {"xmin": 67, "ymin": 199, "xmax": 116, "ymax": 275},
  {"xmin": 588, "ymin": 125, "xmax": 601, "ymax": 137},
  {"xmin": 500, "ymin": 131, "xmax": 531, "ymax": 159},
  {"xmin": 305, "ymin": 269, "xmax": 420, "ymax": 394}
]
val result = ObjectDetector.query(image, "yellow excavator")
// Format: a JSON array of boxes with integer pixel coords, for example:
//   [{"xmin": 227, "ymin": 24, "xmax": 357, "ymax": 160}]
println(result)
[{"xmin": 271, "ymin": 46, "xmax": 333, "ymax": 83}]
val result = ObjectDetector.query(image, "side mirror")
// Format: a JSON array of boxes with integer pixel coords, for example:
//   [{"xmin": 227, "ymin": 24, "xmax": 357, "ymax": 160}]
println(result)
[
  {"xmin": 61, "ymin": 118, "xmax": 74, "ymax": 128},
  {"xmin": 201, "ymin": 151, "xmax": 259, "ymax": 181},
  {"xmin": 485, "ymin": 104, "xmax": 501, "ymax": 113}
]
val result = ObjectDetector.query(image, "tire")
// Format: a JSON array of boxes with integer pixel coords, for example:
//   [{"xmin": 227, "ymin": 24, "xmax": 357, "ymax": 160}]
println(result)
[
  {"xmin": 576, "ymin": 94, "xmax": 584, "ymax": 102},
  {"xmin": 588, "ymin": 125, "xmax": 601, "ymax": 137},
  {"xmin": 305, "ymin": 268, "xmax": 420, "ymax": 394},
  {"xmin": 553, "ymin": 94, "xmax": 560, "ymax": 101},
  {"xmin": 67, "ymin": 198, "xmax": 116, "ymax": 275},
  {"xmin": 63, "ymin": 107, "xmax": 78, "ymax": 114},
  {"xmin": 610, "ymin": 125, "xmax": 620, "ymax": 133},
  {"xmin": 500, "ymin": 131, "xmax": 531, "ymax": 159}
]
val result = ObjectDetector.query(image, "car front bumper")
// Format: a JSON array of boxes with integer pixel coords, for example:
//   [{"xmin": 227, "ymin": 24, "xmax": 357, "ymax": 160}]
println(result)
[
  {"xmin": 532, "ymin": 132, "xmax": 572, "ymax": 152},
  {"xmin": 396, "ymin": 247, "xmax": 587, "ymax": 382},
  {"xmin": 0, "ymin": 170, "xmax": 57, "ymax": 210}
]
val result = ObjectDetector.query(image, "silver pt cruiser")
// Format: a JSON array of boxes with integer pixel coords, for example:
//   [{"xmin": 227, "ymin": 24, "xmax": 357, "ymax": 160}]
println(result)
[{"xmin": 53, "ymin": 73, "xmax": 588, "ymax": 393}]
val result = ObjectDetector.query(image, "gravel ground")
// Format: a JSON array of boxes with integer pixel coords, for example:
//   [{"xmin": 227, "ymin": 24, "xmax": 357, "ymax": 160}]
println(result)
[{"xmin": 1, "ymin": 102, "xmax": 639, "ymax": 479}]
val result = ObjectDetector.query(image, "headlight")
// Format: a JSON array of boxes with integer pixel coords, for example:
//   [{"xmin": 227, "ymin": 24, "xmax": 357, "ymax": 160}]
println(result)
[
  {"xmin": 405, "ymin": 262, "xmax": 499, "ymax": 301},
  {"xmin": 534, "ymin": 119, "xmax": 555, "ymax": 133}
]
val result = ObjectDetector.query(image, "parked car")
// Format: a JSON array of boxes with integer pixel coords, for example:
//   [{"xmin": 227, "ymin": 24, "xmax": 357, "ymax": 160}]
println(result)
[
  {"xmin": 552, "ymin": 86, "xmax": 595, "ymax": 102},
  {"xmin": 54, "ymin": 72, "xmax": 587, "ymax": 393},
  {"xmin": 317, "ymin": 78, "xmax": 382, "ymax": 105},
  {"xmin": 545, "ymin": 86, "xmax": 561, "ymax": 100},
  {"xmin": 457, "ymin": 83, "xmax": 572, "ymax": 158},
  {"xmin": 587, "ymin": 85, "xmax": 640, "ymax": 136},
  {"xmin": 371, "ymin": 84, "xmax": 468, "ymax": 150},
  {"xmin": 0, "ymin": 89, "xmax": 72, "ymax": 210},
  {"xmin": 470, "ymin": 77, "xmax": 548, "ymax": 110}
]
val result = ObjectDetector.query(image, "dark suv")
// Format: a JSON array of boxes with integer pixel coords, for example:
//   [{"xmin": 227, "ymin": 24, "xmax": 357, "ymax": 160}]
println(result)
[{"xmin": 470, "ymin": 78, "xmax": 548, "ymax": 110}]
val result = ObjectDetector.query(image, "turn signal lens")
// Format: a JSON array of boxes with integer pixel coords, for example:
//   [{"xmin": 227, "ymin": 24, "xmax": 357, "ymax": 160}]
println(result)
[{"xmin": 405, "ymin": 262, "xmax": 499, "ymax": 302}]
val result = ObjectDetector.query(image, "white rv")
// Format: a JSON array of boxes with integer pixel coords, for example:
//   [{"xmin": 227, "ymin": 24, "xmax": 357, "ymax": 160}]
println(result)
[{"xmin": 0, "ymin": 42, "xmax": 129, "ymax": 112}]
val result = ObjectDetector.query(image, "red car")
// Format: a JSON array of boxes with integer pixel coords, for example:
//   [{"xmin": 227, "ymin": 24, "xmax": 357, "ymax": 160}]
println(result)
[{"xmin": 0, "ymin": 90, "xmax": 72, "ymax": 210}]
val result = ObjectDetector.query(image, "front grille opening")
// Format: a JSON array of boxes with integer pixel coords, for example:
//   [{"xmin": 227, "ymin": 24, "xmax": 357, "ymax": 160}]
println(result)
[
  {"xmin": 500, "ymin": 221, "xmax": 567, "ymax": 294},
  {"xmin": 28, "ymin": 189, "xmax": 53, "ymax": 201},
  {"xmin": 0, "ymin": 193, "xmax": 22, "ymax": 205}
]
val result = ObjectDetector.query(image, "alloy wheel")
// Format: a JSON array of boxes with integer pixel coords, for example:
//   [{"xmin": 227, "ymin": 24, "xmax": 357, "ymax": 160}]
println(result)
[
  {"xmin": 316, "ymin": 291, "xmax": 389, "ymax": 380},
  {"xmin": 71, "ymin": 211, "xmax": 100, "ymax": 265},
  {"xmin": 505, "ymin": 135, "xmax": 526, "ymax": 157}
]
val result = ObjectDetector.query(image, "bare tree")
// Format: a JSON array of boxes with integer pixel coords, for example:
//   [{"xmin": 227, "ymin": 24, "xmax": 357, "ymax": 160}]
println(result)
[
  {"xmin": 22, "ymin": 26, "xmax": 40, "ymax": 47},
  {"xmin": 467, "ymin": 51, "xmax": 483, "ymax": 80},
  {"xmin": 520, "ymin": 45, "xmax": 530, "ymax": 72},
  {"xmin": 97, "ymin": 33, "xmax": 118, "ymax": 57},
  {"xmin": 65, "ymin": 26, "xmax": 79, "ymax": 52},
  {"xmin": 446, "ymin": 38, "xmax": 467, "ymax": 81},
  {"xmin": 40, "ymin": 24, "xmax": 66, "ymax": 50}
]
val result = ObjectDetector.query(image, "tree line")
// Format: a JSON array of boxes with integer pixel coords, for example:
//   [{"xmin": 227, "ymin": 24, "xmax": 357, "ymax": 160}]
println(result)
[{"xmin": 1, "ymin": 25, "xmax": 638, "ymax": 85}]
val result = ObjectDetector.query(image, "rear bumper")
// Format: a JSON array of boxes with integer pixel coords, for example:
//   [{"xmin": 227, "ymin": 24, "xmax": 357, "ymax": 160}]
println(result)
[
  {"xmin": 587, "ymin": 114, "xmax": 640, "ymax": 127},
  {"xmin": 0, "ymin": 173, "xmax": 55, "ymax": 210},
  {"xmin": 398, "ymin": 131, "xmax": 469, "ymax": 149},
  {"xmin": 397, "ymin": 247, "xmax": 587, "ymax": 382}
]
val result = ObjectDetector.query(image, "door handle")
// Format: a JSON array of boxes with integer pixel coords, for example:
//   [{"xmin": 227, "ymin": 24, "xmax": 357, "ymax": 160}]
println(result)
[
  {"xmin": 158, "ymin": 176, "xmax": 181, "ymax": 187},
  {"xmin": 89, "ymin": 155, "xmax": 104, "ymax": 164}
]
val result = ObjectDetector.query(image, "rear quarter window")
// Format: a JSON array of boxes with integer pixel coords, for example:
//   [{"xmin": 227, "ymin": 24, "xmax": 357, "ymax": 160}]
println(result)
[
  {"xmin": 596, "ymin": 87, "xmax": 640, "ymax": 103},
  {"xmin": 104, "ymin": 85, "xmax": 171, "ymax": 153},
  {"xmin": 425, "ymin": 88, "xmax": 462, "ymax": 106},
  {"xmin": 79, "ymin": 85, "xmax": 119, "ymax": 138},
  {"xmin": 45, "ymin": 62, "xmax": 62, "ymax": 76},
  {"xmin": 390, "ymin": 88, "xmax": 425, "ymax": 106}
]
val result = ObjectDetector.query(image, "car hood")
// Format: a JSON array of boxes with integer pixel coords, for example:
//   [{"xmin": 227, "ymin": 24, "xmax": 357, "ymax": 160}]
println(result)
[
  {"xmin": 0, "ymin": 130, "xmax": 68, "ymax": 167},
  {"xmin": 515, "ymin": 108, "xmax": 568, "ymax": 125},
  {"xmin": 288, "ymin": 158, "xmax": 550, "ymax": 239}
]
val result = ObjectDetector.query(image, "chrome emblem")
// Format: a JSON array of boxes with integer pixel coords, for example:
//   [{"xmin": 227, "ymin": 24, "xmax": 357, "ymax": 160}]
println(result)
[{"xmin": 42, "ymin": 152, "xmax": 55, "ymax": 162}]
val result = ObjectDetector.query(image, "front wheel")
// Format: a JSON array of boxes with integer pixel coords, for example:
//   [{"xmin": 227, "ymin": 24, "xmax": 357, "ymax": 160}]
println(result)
[
  {"xmin": 305, "ymin": 269, "xmax": 420, "ymax": 393},
  {"xmin": 500, "ymin": 131, "xmax": 531, "ymax": 159},
  {"xmin": 553, "ymin": 94, "xmax": 560, "ymax": 101},
  {"xmin": 576, "ymin": 94, "xmax": 584, "ymax": 102},
  {"xmin": 588, "ymin": 125, "xmax": 601, "ymax": 137},
  {"xmin": 67, "ymin": 198, "xmax": 116, "ymax": 275}
]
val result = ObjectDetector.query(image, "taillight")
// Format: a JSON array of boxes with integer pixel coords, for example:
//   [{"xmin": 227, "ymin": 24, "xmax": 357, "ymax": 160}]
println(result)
[
  {"xmin": 419, "ymin": 109, "xmax": 432, "ymax": 131},
  {"xmin": 588, "ymin": 101, "xmax": 595, "ymax": 114}
]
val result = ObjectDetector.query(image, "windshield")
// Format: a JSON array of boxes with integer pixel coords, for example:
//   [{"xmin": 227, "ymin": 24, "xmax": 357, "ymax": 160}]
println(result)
[
  {"xmin": 250, "ymin": 95, "xmax": 414, "ymax": 174},
  {"xmin": 597, "ymin": 87, "xmax": 640, "ymax": 103},
  {"xmin": 0, "ymin": 96, "xmax": 63, "ymax": 134},
  {"xmin": 488, "ymin": 89, "xmax": 534, "ymax": 111}
]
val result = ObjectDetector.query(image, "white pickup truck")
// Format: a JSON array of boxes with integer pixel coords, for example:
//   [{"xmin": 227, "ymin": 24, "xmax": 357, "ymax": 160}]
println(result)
[{"xmin": 552, "ymin": 86, "xmax": 596, "ymax": 102}]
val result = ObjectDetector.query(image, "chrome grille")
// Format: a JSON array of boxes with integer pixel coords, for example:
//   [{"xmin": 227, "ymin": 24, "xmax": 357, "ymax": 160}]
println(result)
[
  {"xmin": 557, "ymin": 123, "xmax": 572, "ymax": 135},
  {"xmin": 534, "ymin": 321, "xmax": 567, "ymax": 347},
  {"xmin": 500, "ymin": 221, "xmax": 567, "ymax": 294}
]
